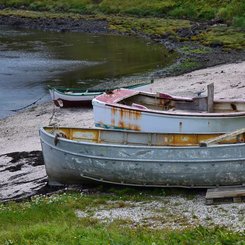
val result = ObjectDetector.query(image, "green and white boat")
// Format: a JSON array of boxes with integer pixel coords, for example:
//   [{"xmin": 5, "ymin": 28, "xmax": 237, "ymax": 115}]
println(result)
[{"xmin": 48, "ymin": 80, "xmax": 153, "ymax": 108}]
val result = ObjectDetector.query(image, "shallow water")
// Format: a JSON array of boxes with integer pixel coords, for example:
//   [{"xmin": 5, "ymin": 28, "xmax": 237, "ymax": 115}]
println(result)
[{"xmin": 0, "ymin": 25, "xmax": 177, "ymax": 118}]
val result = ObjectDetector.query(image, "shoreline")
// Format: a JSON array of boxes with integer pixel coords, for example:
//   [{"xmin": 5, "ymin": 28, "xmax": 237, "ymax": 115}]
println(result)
[
  {"xmin": 1, "ymin": 13, "xmax": 245, "ymax": 78},
  {"xmin": 1, "ymin": 61, "xmax": 245, "ymax": 155},
  {"xmin": 1, "ymin": 61, "xmax": 245, "ymax": 224}
]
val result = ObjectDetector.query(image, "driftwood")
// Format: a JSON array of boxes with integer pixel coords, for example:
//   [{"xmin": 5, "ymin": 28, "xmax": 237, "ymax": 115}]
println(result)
[{"xmin": 200, "ymin": 128, "xmax": 245, "ymax": 147}]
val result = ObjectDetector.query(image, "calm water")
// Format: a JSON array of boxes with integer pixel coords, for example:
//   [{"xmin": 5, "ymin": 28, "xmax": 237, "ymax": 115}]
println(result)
[{"xmin": 0, "ymin": 25, "xmax": 177, "ymax": 118}]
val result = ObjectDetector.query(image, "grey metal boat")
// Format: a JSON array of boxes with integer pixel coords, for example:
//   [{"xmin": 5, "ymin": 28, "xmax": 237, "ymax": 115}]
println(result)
[{"xmin": 40, "ymin": 127, "xmax": 245, "ymax": 188}]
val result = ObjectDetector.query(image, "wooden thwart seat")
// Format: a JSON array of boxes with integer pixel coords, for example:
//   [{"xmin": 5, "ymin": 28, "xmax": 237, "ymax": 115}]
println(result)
[{"xmin": 200, "ymin": 128, "xmax": 245, "ymax": 147}]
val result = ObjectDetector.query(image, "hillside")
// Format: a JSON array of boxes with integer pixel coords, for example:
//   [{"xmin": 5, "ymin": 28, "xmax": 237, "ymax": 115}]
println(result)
[{"xmin": 0, "ymin": 0, "xmax": 244, "ymax": 27}]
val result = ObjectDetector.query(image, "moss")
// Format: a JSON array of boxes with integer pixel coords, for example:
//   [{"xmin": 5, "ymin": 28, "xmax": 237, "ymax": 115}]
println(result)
[
  {"xmin": 177, "ymin": 58, "xmax": 201, "ymax": 73},
  {"xmin": 107, "ymin": 15, "xmax": 191, "ymax": 37},
  {"xmin": 194, "ymin": 26, "xmax": 245, "ymax": 50},
  {"xmin": 179, "ymin": 46, "xmax": 212, "ymax": 54}
]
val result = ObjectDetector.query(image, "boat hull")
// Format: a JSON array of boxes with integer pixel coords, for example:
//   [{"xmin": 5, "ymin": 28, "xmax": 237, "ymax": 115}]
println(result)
[
  {"xmin": 53, "ymin": 98, "xmax": 94, "ymax": 108},
  {"xmin": 49, "ymin": 82, "xmax": 153, "ymax": 108},
  {"xmin": 50, "ymin": 90, "xmax": 99, "ymax": 108},
  {"xmin": 40, "ymin": 128, "xmax": 245, "ymax": 188},
  {"xmin": 93, "ymin": 100, "xmax": 245, "ymax": 134}
]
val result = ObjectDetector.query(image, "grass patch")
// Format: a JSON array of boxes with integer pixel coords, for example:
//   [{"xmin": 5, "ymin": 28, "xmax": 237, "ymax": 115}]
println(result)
[
  {"xmin": 107, "ymin": 15, "xmax": 190, "ymax": 38},
  {"xmin": 0, "ymin": 0, "xmax": 244, "ymax": 25},
  {"xmin": 176, "ymin": 58, "xmax": 201, "ymax": 73},
  {"xmin": 179, "ymin": 46, "xmax": 212, "ymax": 55},
  {"xmin": 0, "ymin": 9, "xmax": 191, "ymax": 38},
  {"xmin": 193, "ymin": 26, "xmax": 245, "ymax": 50},
  {"xmin": 0, "ymin": 8, "xmax": 97, "ymax": 19},
  {"xmin": 0, "ymin": 9, "xmax": 244, "ymax": 49},
  {"xmin": 0, "ymin": 191, "xmax": 244, "ymax": 244}
]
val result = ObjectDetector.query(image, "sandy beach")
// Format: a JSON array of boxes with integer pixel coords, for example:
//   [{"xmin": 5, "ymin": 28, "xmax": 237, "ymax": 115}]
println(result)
[
  {"xmin": 0, "ymin": 61, "xmax": 245, "ymax": 231},
  {"xmin": 1, "ymin": 61, "xmax": 245, "ymax": 155}
]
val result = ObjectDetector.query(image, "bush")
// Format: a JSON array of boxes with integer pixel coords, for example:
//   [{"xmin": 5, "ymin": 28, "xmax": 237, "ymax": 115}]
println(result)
[
  {"xmin": 169, "ymin": 5, "xmax": 197, "ymax": 19},
  {"xmin": 198, "ymin": 7, "xmax": 216, "ymax": 20},
  {"xmin": 232, "ymin": 16, "xmax": 245, "ymax": 29}
]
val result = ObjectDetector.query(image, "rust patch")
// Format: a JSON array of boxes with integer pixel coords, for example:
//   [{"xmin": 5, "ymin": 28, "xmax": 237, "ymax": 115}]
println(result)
[
  {"xmin": 110, "ymin": 106, "xmax": 142, "ymax": 130},
  {"xmin": 111, "ymin": 106, "xmax": 117, "ymax": 116},
  {"xmin": 132, "ymin": 125, "xmax": 141, "ymax": 131},
  {"xmin": 111, "ymin": 118, "xmax": 115, "ymax": 126},
  {"xmin": 119, "ymin": 108, "xmax": 142, "ymax": 120},
  {"xmin": 127, "ymin": 123, "xmax": 141, "ymax": 131},
  {"xmin": 120, "ymin": 108, "xmax": 124, "ymax": 119},
  {"xmin": 118, "ymin": 120, "xmax": 125, "ymax": 129},
  {"xmin": 118, "ymin": 120, "xmax": 141, "ymax": 131},
  {"xmin": 158, "ymin": 98, "xmax": 164, "ymax": 106}
]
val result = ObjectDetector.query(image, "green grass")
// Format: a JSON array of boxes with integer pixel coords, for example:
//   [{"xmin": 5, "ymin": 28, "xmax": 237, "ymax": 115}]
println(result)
[
  {"xmin": 0, "ymin": 0, "xmax": 244, "ymax": 27},
  {"xmin": 107, "ymin": 15, "xmax": 190, "ymax": 37},
  {"xmin": 179, "ymin": 46, "xmax": 212, "ymax": 55},
  {"xmin": 1, "ymin": 3, "xmax": 244, "ymax": 50},
  {"xmin": 0, "ymin": 191, "xmax": 244, "ymax": 244},
  {"xmin": 193, "ymin": 26, "xmax": 245, "ymax": 50},
  {"xmin": 1, "ymin": 0, "xmax": 245, "ymax": 27}
]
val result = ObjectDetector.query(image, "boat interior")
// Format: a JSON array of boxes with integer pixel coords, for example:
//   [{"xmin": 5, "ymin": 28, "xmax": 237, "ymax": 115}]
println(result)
[
  {"xmin": 44, "ymin": 127, "xmax": 245, "ymax": 147},
  {"xmin": 58, "ymin": 88, "xmax": 103, "ymax": 94},
  {"xmin": 118, "ymin": 92, "xmax": 245, "ymax": 113}
]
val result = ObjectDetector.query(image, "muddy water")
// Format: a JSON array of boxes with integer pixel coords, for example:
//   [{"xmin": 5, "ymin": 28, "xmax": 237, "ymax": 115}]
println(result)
[{"xmin": 0, "ymin": 25, "xmax": 177, "ymax": 118}]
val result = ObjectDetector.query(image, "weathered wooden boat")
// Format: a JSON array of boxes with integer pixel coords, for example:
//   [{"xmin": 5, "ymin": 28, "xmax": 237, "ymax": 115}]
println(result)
[
  {"xmin": 48, "ymin": 80, "xmax": 153, "ymax": 108},
  {"xmin": 92, "ymin": 84, "xmax": 245, "ymax": 134},
  {"xmin": 40, "ymin": 126, "xmax": 245, "ymax": 188}
]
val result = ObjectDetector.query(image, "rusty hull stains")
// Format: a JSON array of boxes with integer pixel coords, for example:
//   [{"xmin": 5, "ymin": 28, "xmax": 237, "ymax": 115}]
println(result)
[
  {"xmin": 111, "ymin": 106, "xmax": 142, "ymax": 131},
  {"xmin": 118, "ymin": 120, "xmax": 141, "ymax": 131}
]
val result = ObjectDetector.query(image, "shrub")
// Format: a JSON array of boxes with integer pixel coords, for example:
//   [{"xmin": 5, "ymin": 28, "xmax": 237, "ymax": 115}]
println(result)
[{"xmin": 232, "ymin": 16, "xmax": 245, "ymax": 29}]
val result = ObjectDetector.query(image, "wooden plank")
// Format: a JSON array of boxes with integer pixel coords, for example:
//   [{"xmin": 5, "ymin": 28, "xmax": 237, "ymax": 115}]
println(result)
[
  {"xmin": 206, "ymin": 186, "xmax": 245, "ymax": 199},
  {"xmin": 207, "ymin": 83, "xmax": 214, "ymax": 113},
  {"xmin": 206, "ymin": 186, "xmax": 245, "ymax": 205},
  {"xmin": 200, "ymin": 128, "xmax": 245, "ymax": 147},
  {"xmin": 233, "ymin": 197, "xmax": 242, "ymax": 203},
  {"xmin": 206, "ymin": 199, "xmax": 214, "ymax": 205}
]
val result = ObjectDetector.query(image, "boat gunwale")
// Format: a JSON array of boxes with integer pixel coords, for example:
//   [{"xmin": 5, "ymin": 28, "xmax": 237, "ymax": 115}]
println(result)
[
  {"xmin": 49, "ymin": 81, "xmax": 153, "ymax": 97},
  {"xmin": 52, "ymin": 87, "xmax": 102, "ymax": 97},
  {"xmin": 40, "ymin": 127, "xmax": 245, "ymax": 150},
  {"xmin": 93, "ymin": 89, "xmax": 245, "ymax": 117},
  {"xmin": 93, "ymin": 99, "xmax": 245, "ymax": 118}
]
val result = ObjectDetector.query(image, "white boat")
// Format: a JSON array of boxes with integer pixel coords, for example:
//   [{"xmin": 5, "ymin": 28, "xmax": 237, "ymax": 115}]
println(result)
[
  {"xmin": 40, "ymin": 126, "xmax": 245, "ymax": 188},
  {"xmin": 48, "ymin": 80, "xmax": 153, "ymax": 108},
  {"xmin": 92, "ymin": 86, "xmax": 245, "ymax": 133}
]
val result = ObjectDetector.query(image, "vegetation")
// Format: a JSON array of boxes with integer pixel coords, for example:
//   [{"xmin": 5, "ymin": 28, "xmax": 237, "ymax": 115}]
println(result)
[
  {"xmin": 193, "ymin": 26, "xmax": 245, "ymax": 50},
  {"xmin": 0, "ymin": 1, "xmax": 244, "ymax": 51},
  {"xmin": 0, "ymin": 190, "xmax": 244, "ymax": 244},
  {"xmin": 0, "ymin": 0, "xmax": 244, "ymax": 28},
  {"xmin": 0, "ymin": 2, "xmax": 244, "ymax": 241}
]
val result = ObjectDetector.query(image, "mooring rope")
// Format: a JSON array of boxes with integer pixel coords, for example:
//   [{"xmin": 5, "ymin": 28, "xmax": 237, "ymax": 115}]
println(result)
[
  {"xmin": 48, "ymin": 102, "xmax": 58, "ymax": 126},
  {"xmin": 10, "ymin": 94, "xmax": 48, "ymax": 112}
]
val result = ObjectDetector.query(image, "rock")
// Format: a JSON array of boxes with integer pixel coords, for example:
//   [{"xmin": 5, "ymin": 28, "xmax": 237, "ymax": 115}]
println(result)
[{"xmin": 0, "ymin": 151, "xmax": 48, "ymax": 202}]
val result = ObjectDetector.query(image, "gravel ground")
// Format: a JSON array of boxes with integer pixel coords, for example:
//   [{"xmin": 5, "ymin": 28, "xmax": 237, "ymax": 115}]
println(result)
[{"xmin": 76, "ymin": 196, "xmax": 245, "ymax": 232}]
